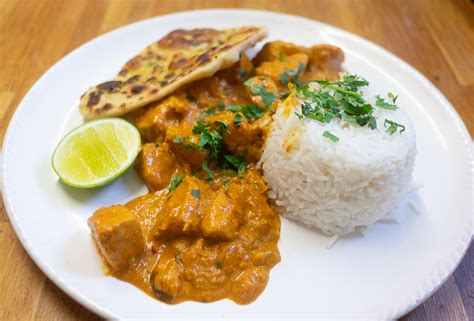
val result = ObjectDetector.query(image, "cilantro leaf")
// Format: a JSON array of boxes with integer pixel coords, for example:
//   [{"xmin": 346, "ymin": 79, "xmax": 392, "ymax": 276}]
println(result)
[
  {"xmin": 224, "ymin": 149, "xmax": 248, "ymax": 175},
  {"xmin": 242, "ymin": 104, "xmax": 264, "ymax": 122},
  {"xmin": 384, "ymin": 119, "xmax": 405, "ymax": 135},
  {"xmin": 294, "ymin": 74, "xmax": 404, "ymax": 134},
  {"xmin": 218, "ymin": 100, "xmax": 225, "ymax": 111},
  {"xmin": 191, "ymin": 120, "xmax": 230, "ymax": 179},
  {"xmin": 237, "ymin": 68, "xmax": 248, "ymax": 79},
  {"xmin": 168, "ymin": 174, "xmax": 185, "ymax": 192},
  {"xmin": 227, "ymin": 104, "xmax": 264, "ymax": 122},
  {"xmin": 191, "ymin": 189, "xmax": 200, "ymax": 199},
  {"xmin": 375, "ymin": 95, "xmax": 398, "ymax": 110},
  {"xmin": 202, "ymin": 158, "xmax": 213, "ymax": 179},
  {"xmin": 233, "ymin": 113, "xmax": 243, "ymax": 128},
  {"xmin": 204, "ymin": 106, "xmax": 216, "ymax": 116},
  {"xmin": 279, "ymin": 72, "xmax": 289, "ymax": 85},
  {"xmin": 244, "ymin": 78, "xmax": 277, "ymax": 106},
  {"xmin": 322, "ymin": 130, "xmax": 339, "ymax": 142},
  {"xmin": 227, "ymin": 105, "xmax": 242, "ymax": 112},
  {"xmin": 173, "ymin": 137, "xmax": 185, "ymax": 143},
  {"xmin": 368, "ymin": 116, "xmax": 377, "ymax": 129},
  {"xmin": 219, "ymin": 177, "xmax": 230, "ymax": 186},
  {"xmin": 280, "ymin": 92, "xmax": 290, "ymax": 100},
  {"xmin": 388, "ymin": 92, "xmax": 398, "ymax": 103},
  {"xmin": 279, "ymin": 63, "xmax": 305, "ymax": 85}
]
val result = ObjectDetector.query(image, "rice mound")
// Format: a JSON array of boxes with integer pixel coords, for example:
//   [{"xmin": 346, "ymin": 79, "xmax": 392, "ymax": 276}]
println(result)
[{"xmin": 259, "ymin": 94, "xmax": 417, "ymax": 236}]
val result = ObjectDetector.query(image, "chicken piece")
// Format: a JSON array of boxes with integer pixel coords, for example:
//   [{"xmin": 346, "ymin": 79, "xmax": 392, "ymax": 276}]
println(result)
[
  {"xmin": 205, "ymin": 111, "xmax": 270, "ymax": 162},
  {"xmin": 181, "ymin": 239, "xmax": 227, "ymax": 289},
  {"xmin": 255, "ymin": 53, "xmax": 308, "ymax": 89},
  {"xmin": 243, "ymin": 76, "xmax": 279, "ymax": 110},
  {"xmin": 221, "ymin": 242, "xmax": 247, "ymax": 270},
  {"xmin": 231, "ymin": 267, "xmax": 269, "ymax": 304},
  {"xmin": 250, "ymin": 242, "xmax": 281, "ymax": 267},
  {"xmin": 88, "ymin": 205, "xmax": 144, "ymax": 270},
  {"xmin": 151, "ymin": 176, "xmax": 206, "ymax": 237},
  {"xmin": 303, "ymin": 44, "xmax": 344, "ymax": 81},
  {"xmin": 166, "ymin": 125, "xmax": 208, "ymax": 168},
  {"xmin": 201, "ymin": 189, "xmax": 240, "ymax": 240},
  {"xmin": 125, "ymin": 193, "xmax": 166, "ymax": 240},
  {"xmin": 134, "ymin": 92, "xmax": 196, "ymax": 142},
  {"xmin": 150, "ymin": 249, "xmax": 183, "ymax": 302},
  {"xmin": 253, "ymin": 41, "xmax": 305, "ymax": 66},
  {"xmin": 226, "ymin": 168, "xmax": 281, "ymax": 243},
  {"xmin": 136, "ymin": 143, "xmax": 177, "ymax": 191}
]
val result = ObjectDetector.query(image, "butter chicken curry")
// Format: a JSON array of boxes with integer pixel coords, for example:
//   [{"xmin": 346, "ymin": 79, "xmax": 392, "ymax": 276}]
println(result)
[{"xmin": 88, "ymin": 41, "xmax": 344, "ymax": 304}]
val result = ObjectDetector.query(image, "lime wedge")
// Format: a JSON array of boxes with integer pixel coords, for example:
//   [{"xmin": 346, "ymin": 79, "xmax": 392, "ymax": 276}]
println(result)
[{"xmin": 51, "ymin": 118, "xmax": 141, "ymax": 188}]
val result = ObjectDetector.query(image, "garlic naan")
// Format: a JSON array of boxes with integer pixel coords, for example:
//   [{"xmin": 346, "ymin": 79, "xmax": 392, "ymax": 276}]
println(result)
[{"xmin": 79, "ymin": 27, "xmax": 267, "ymax": 119}]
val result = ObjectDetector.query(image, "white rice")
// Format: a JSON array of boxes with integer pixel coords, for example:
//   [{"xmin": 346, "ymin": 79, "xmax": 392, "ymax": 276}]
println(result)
[{"xmin": 259, "ymin": 91, "xmax": 417, "ymax": 236}]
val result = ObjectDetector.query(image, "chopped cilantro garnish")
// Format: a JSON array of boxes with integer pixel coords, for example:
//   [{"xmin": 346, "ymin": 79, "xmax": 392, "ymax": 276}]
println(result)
[
  {"xmin": 294, "ymin": 74, "xmax": 404, "ymax": 134},
  {"xmin": 192, "ymin": 121, "xmax": 208, "ymax": 134},
  {"xmin": 184, "ymin": 142, "xmax": 202, "ymax": 151},
  {"xmin": 191, "ymin": 189, "xmax": 201, "ymax": 199},
  {"xmin": 279, "ymin": 63, "xmax": 305, "ymax": 85},
  {"xmin": 218, "ymin": 100, "xmax": 225, "ymax": 111},
  {"xmin": 254, "ymin": 87, "xmax": 276, "ymax": 106},
  {"xmin": 191, "ymin": 120, "xmax": 234, "ymax": 179},
  {"xmin": 322, "ymin": 130, "xmax": 339, "ymax": 142},
  {"xmin": 280, "ymin": 92, "xmax": 290, "ymax": 100},
  {"xmin": 204, "ymin": 106, "xmax": 216, "ymax": 116},
  {"xmin": 237, "ymin": 68, "xmax": 248, "ymax": 79},
  {"xmin": 244, "ymin": 78, "xmax": 277, "ymax": 106},
  {"xmin": 193, "ymin": 121, "xmax": 228, "ymax": 158},
  {"xmin": 242, "ymin": 104, "xmax": 264, "ymax": 122},
  {"xmin": 368, "ymin": 116, "xmax": 377, "ymax": 129},
  {"xmin": 188, "ymin": 117, "xmax": 251, "ymax": 180},
  {"xmin": 388, "ymin": 92, "xmax": 398, "ymax": 103},
  {"xmin": 315, "ymin": 74, "xmax": 369, "ymax": 90},
  {"xmin": 227, "ymin": 105, "xmax": 242, "ymax": 112},
  {"xmin": 375, "ymin": 95, "xmax": 398, "ymax": 110},
  {"xmin": 279, "ymin": 73, "xmax": 289, "ymax": 86},
  {"xmin": 384, "ymin": 119, "xmax": 405, "ymax": 135},
  {"xmin": 202, "ymin": 158, "xmax": 213, "ymax": 179},
  {"xmin": 233, "ymin": 113, "xmax": 243, "ymax": 128},
  {"xmin": 224, "ymin": 149, "xmax": 247, "ymax": 176},
  {"xmin": 216, "ymin": 260, "xmax": 223, "ymax": 269},
  {"xmin": 168, "ymin": 174, "xmax": 185, "ymax": 192},
  {"xmin": 173, "ymin": 137, "xmax": 185, "ymax": 143},
  {"xmin": 227, "ymin": 104, "xmax": 264, "ymax": 122},
  {"xmin": 219, "ymin": 177, "xmax": 230, "ymax": 186}
]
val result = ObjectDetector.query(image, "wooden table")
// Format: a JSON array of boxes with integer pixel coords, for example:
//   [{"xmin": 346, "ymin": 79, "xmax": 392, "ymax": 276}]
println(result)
[{"xmin": 0, "ymin": 0, "xmax": 472, "ymax": 320}]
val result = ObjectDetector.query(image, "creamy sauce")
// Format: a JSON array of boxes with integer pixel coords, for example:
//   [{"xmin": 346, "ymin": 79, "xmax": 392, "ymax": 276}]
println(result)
[{"xmin": 88, "ymin": 41, "xmax": 344, "ymax": 304}]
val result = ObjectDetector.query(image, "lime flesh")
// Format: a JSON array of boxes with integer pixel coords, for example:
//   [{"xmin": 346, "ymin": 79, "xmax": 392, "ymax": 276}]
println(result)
[{"xmin": 52, "ymin": 118, "xmax": 141, "ymax": 188}]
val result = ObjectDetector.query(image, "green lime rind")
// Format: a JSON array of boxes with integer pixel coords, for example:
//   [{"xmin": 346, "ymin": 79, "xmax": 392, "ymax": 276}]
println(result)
[{"xmin": 51, "ymin": 118, "xmax": 141, "ymax": 189}]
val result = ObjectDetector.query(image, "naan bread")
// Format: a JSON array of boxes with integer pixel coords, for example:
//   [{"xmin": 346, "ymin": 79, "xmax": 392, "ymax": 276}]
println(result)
[{"xmin": 79, "ymin": 27, "xmax": 268, "ymax": 119}]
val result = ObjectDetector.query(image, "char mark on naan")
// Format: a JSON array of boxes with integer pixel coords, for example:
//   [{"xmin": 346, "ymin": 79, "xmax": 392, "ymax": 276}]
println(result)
[{"xmin": 79, "ymin": 27, "xmax": 268, "ymax": 119}]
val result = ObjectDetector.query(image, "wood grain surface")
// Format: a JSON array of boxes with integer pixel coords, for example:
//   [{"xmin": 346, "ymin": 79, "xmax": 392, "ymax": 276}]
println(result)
[{"xmin": 0, "ymin": 0, "xmax": 472, "ymax": 320}]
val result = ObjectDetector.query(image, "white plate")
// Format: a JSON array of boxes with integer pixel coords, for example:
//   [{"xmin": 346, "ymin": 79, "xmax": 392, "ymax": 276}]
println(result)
[{"xmin": 2, "ymin": 9, "xmax": 473, "ymax": 320}]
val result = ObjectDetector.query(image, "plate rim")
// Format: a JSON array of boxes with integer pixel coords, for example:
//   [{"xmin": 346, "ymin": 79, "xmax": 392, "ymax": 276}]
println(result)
[{"xmin": 2, "ymin": 8, "xmax": 473, "ymax": 320}]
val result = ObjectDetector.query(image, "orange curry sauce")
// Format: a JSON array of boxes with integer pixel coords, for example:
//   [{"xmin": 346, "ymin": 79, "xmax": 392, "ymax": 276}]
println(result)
[{"xmin": 88, "ymin": 41, "xmax": 343, "ymax": 304}]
